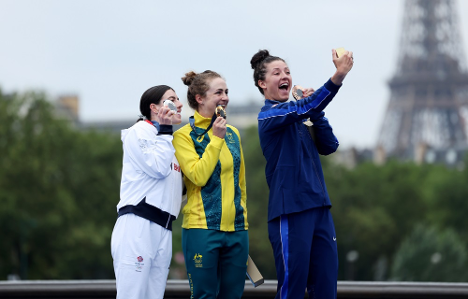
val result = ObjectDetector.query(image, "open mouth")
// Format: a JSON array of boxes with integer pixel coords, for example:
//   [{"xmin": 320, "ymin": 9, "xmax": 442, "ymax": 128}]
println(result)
[{"xmin": 279, "ymin": 82, "xmax": 289, "ymax": 91}]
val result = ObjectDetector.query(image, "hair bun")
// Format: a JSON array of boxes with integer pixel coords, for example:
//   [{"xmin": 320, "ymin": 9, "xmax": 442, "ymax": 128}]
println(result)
[
  {"xmin": 250, "ymin": 49, "xmax": 270, "ymax": 69},
  {"xmin": 181, "ymin": 71, "xmax": 198, "ymax": 86}
]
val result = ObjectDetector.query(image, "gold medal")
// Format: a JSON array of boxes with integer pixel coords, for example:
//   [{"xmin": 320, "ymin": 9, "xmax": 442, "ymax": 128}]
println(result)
[
  {"xmin": 335, "ymin": 47, "xmax": 346, "ymax": 58},
  {"xmin": 215, "ymin": 105, "xmax": 226, "ymax": 119}
]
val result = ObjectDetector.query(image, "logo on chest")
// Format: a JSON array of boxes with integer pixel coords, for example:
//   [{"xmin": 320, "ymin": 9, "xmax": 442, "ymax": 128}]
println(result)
[
  {"xmin": 226, "ymin": 132, "xmax": 236, "ymax": 144},
  {"xmin": 173, "ymin": 163, "xmax": 181, "ymax": 172}
]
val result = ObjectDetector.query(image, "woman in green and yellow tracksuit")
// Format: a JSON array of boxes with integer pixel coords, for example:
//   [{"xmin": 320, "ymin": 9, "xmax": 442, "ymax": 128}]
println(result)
[{"xmin": 173, "ymin": 70, "xmax": 248, "ymax": 299}]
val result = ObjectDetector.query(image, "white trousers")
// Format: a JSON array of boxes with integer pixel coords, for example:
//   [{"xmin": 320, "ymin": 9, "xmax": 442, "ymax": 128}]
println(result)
[{"xmin": 111, "ymin": 213, "xmax": 172, "ymax": 299}]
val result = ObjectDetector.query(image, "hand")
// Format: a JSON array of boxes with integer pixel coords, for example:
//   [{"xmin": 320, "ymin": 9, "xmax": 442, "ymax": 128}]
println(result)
[
  {"xmin": 157, "ymin": 106, "xmax": 175, "ymax": 125},
  {"xmin": 331, "ymin": 49, "xmax": 354, "ymax": 85},
  {"xmin": 212, "ymin": 117, "xmax": 227, "ymax": 139},
  {"xmin": 301, "ymin": 87, "xmax": 315, "ymax": 98}
]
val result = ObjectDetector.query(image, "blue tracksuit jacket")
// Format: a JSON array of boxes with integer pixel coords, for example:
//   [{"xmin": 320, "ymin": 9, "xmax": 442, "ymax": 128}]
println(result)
[{"xmin": 258, "ymin": 79, "xmax": 341, "ymax": 221}]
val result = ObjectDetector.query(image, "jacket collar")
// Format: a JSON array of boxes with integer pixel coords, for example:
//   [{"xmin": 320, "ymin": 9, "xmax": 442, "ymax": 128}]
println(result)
[
  {"xmin": 265, "ymin": 99, "xmax": 280, "ymax": 106},
  {"xmin": 262, "ymin": 99, "xmax": 283, "ymax": 111},
  {"xmin": 192, "ymin": 110, "xmax": 212, "ymax": 129}
]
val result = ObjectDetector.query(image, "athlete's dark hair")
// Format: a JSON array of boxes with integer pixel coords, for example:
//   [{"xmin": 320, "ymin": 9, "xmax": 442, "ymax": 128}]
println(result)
[
  {"xmin": 250, "ymin": 49, "xmax": 285, "ymax": 95},
  {"xmin": 137, "ymin": 85, "xmax": 173, "ymax": 122},
  {"xmin": 181, "ymin": 70, "xmax": 222, "ymax": 110}
]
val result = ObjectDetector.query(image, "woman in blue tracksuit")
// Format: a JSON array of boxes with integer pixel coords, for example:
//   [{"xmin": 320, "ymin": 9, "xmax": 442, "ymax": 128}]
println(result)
[{"xmin": 249, "ymin": 49, "xmax": 354, "ymax": 299}]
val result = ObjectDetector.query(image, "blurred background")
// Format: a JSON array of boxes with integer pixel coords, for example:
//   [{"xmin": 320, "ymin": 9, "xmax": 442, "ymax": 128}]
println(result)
[{"xmin": 1, "ymin": 0, "xmax": 468, "ymax": 282}]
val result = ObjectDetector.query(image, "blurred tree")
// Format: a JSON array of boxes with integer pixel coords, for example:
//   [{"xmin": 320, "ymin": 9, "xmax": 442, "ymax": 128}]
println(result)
[
  {"xmin": 241, "ymin": 125, "xmax": 276, "ymax": 279},
  {"xmin": 3, "ymin": 86, "xmax": 468, "ymax": 283},
  {"xmin": 326, "ymin": 160, "xmax": 433, "ymax": 281},
  {"xmin": 0, "ymin": 89, "xmax": 121, "ymax": 279},
  {"xmin": 423, "ymin": 157, "xmax": 468, "ymax": 246},
  {"xmin": 168, "ymin": 216, "xmax": 186, "ymax": 279},
  {"xmin": 390, "ymin": 224, "xmax": 468, "ymax": 282}
]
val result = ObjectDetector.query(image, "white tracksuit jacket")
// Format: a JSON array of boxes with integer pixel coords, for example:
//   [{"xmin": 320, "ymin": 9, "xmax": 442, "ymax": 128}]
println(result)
[{"xmin": 117, "ymin": 120, "xmax": 182, "ymax": 218}]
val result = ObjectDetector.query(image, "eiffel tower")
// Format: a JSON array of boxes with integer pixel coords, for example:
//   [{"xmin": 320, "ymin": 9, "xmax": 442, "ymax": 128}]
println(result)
[{"xmin": 376, "ymin": 0, "xmax": 468, "ymax": 166}]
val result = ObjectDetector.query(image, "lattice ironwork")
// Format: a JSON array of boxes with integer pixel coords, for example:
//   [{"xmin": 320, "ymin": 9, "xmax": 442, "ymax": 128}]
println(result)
[{"xmin": 377, "ymin": 0, "xmax": 468, "ymax": 165}]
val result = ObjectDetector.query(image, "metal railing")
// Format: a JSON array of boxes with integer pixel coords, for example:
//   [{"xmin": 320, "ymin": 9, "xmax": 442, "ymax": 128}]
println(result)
[{"xmin": 1, "ymin": 280, "xmax": 468, "ymax": 298}]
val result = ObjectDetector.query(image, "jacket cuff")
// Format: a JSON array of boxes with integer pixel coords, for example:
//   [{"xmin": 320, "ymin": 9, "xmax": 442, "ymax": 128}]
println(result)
[
  {"xmin": 310, "ymin": 111, "xmax": 326, "ymax": 122},
  {"xmin": 157, "ymin": 125, "xmax": 173, "ymax": 135},
  {"xmin": 210, "ymin": 135, "xmax": 225, "ymax": 149},
  {"xmin": 324, "ymin": 78, "xmax": 341, "ymax": 93}
]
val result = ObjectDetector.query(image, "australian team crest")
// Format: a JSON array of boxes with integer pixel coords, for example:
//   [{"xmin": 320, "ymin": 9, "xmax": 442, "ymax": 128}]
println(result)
[
  {"xmin": 193, "ymin": 253, "xmax": 203, "ymax": 268},
  {"xmin": 226, "ymin": 131, "xmax": 235, "ymax": 143}
]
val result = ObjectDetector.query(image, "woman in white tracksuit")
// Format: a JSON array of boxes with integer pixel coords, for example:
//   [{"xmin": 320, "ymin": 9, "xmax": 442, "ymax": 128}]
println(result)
[{"xmin": 111, "ymin": 85, "xmax": 184, "ymax": 299}]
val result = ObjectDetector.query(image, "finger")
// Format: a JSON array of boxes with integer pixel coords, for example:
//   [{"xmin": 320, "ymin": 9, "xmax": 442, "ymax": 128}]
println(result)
[
  {"xmin": 164, "ymin": 109, "xmax": 175, "ymax": 118},
  {"xmin": 215, "ymin": 116, "xmax": 226, "ymax": 124},
  {"xmin": 157, "ymin": 109, "xmax": 165, "ymax": 118},
  {"xmin": 347, "ymin": 51, "xmax": 354, "ymax": 63},
  {"xmin": 159, "ymin": 107, "xmax": 169, "ymax": 115},
  {"xmin": 332, "ymin": 49, "xmax": 337, "ymax": 58}
]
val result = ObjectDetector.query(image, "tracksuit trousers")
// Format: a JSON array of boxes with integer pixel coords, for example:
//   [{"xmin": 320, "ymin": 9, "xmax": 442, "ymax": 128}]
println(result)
[
  {"xmin": 268, "ymin": 207, "xmax": 338, "ymax": 299},
  {"xmin": 182, "ymin": 228, "xmax": 249, "ymax": 299},
  {"xmin": 111, "ymin": 213, "xmax": 172, "ymax": 299}
]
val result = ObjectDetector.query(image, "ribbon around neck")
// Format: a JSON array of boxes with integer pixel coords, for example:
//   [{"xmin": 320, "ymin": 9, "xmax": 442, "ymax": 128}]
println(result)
[{"xmin": 189, "ymin": 113, "xmax": 217, "ymax": 137}]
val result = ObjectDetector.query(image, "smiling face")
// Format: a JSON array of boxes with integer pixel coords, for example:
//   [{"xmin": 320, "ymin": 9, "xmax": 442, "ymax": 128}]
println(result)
[
  {"xmin": 258, "ymin": 60, "xmax": 292, "ymax": 102},
  {"xmin": 196, "ymin": 77, "xmax": 229, "ymax": 118},
  {"xmin": 152, "ymin": 89, "xmax": 183, "ymax": 124}
]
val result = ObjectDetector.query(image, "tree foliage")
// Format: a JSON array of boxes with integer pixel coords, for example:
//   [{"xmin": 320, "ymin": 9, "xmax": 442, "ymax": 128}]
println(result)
[
  {"xmin": 0, "ymin": 89, "xmax": 121, "ymax": 279},
  {"xmin": 325, "ymin": 158, "xmax": 468, "ymax": 281},
  {"xmin": 241, "ymin": 125, "xmax": 468, "ymax": 281},
  {"xmin": 242, "ymin": 126, "xmax": 276, "ymax": 279},
  {"xmin": 2, "ymin": 87, "xmax": 468, "ymax": 282},
  {"xmin": 390, "ymin": 225, "xmax": 468, "ymax": 282}
]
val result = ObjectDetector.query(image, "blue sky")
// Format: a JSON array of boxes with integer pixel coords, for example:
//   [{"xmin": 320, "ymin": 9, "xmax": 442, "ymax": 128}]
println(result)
[{"xmin": 1, "ymin": 0, "xmax": 468, "ymax": 149}]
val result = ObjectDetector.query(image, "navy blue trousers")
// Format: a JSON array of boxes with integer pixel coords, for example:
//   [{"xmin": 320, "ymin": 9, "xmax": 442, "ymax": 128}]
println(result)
[{"xmin": 268, "ymin": 207, "xmax": 338, "ymax": 299}]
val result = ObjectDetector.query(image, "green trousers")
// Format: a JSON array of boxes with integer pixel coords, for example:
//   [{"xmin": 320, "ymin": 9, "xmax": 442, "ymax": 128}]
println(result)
[{"xmin": 182, "ymin": 228, "xmax": 249, "ymax": 299}]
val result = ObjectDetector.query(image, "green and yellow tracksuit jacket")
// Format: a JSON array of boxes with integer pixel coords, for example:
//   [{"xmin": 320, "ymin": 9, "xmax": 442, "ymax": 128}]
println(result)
[{"xmin": 173, "ymin": 111, "xmax": 248, "ymax": 232}]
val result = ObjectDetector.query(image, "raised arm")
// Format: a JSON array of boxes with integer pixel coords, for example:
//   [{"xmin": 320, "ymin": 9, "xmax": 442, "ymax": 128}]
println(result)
[
  {"xmin": 124, "ymin": 126, "xmax": 175, "ymax": 179},
  {"xmin": 330, "ymin": 48, "xmax": 354, "ymax": 86},
  {"xmin": 173, "ymin": 129, "xmax": 225, "ymax": 187},
  {"xmin": 310, "ymin": 112, "xmax": 339, "ymax": 155},
  {"xmin": 258, "ymin": 79, "xmax": 341, "ymax": 133}
]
